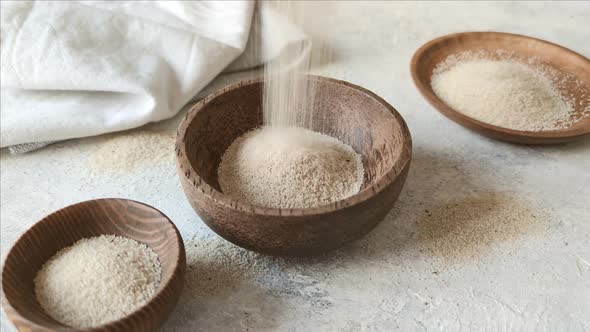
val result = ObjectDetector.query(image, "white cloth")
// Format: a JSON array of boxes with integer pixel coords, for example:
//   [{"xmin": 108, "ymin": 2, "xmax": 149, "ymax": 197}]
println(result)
[{"xmin": 0, "ymin": 1, "xmax": 309, "ymax": 148}]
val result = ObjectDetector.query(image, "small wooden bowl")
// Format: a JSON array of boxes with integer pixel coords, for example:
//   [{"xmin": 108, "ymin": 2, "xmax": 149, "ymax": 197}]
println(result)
[
  {"xmin": 411, "ymin": 31, "xmax": 590, "ymax": 144},
  {"xmin": 1, "ymin": 199, "xmax": 186, "ymax": 332},
  {"xmin": 176, "ymin": 75, "xmax": 412, "ymax": 256}
]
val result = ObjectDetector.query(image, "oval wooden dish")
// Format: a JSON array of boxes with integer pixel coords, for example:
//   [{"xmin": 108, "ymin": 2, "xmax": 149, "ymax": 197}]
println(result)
[
  {"xmin": 176, "ymin": 75, "xmax": 412, "ymax": 256},
  {"xmin": 1, "ymin": 198, "xmax": 186, "ymax": 332},
  {"xmin": 411, "ymin": 31, "xmax": 590, "ymax": 144}
]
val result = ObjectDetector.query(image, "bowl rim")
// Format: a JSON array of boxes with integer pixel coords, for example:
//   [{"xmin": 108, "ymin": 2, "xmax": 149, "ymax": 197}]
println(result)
[
  {"xmin": 176, "ymin": 74, "xmax": 412, "ymax": 217},
  {"xmin": 0, "ymin": 198, "xmax": 185, "ymax": 331},
  {"xmin": 410, "ymin": 31, "xmax": 590, "ymax": 142}
]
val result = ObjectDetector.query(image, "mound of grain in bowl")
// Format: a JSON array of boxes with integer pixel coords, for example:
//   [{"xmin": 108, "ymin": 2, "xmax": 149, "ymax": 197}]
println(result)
[
  {"xmin": 218, "ymin": 126, "xmax": 364, "ymax": 209},
  {"xmin": 431, "ymin": 50, "xmax": 589, "ymax": 131},
  {"xmin": 34, "ymin": 235, "xmax": 161, "ymax": 328}
]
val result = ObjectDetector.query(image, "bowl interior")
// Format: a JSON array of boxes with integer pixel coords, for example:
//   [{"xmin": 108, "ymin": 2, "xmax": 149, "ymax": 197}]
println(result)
[
  {"xmin": 412, "ymin": 32, "xmax": 590, "ymax": 138},
  {"xmin": 1, "ymin": 198, "xmax": 183, "ymax": 329},
  {"xmin": 181, "ymin": 77, "xmax": 408, "ymax": 204}
]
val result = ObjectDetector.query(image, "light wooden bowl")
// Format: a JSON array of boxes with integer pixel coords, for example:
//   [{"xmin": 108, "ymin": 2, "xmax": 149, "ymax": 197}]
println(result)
[
  {"xmin": 176, "ymin": 75, "xmax": 412, "ymax": 256},
  {"xmin": 1, "ymin": 198, "xmax": 186, "ymax": 332},
  {"xmin": 411, "ymin": 31, "xmax": 590, "ymax": 144}
]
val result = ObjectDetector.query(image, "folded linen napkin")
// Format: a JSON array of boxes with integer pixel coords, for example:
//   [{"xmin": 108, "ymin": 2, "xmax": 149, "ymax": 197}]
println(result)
[{"xmin": 0, "ymin": 1, "xmax": 310, "ymax": 152}]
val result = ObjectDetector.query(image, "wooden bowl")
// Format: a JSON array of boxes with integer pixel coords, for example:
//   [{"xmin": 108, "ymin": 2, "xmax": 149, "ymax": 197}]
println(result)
[
  {"xmin": 1, "ymin": 199, "xmax": 186, "ymax": 332},
  {"xmin": 411, "ymin": 31, "xmax": 590, "ymax": 144},
  {"xmin": 176, "ymin": 75, "xmax": 412, "ymax": 256}
]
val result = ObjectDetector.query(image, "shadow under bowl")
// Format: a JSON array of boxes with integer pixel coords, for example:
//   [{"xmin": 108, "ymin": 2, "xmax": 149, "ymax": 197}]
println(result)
[
  {"xmin": 1, "ymin": 198, "xmax": 186, "ymax": 332},
  {"xmin": 176, "ymin": 75, "xmax": 412, "ymax": 256}
]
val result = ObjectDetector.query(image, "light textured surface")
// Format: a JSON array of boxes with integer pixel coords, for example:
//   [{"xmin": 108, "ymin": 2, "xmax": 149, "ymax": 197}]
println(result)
[{"xmin": 2, "ymin": 2, "xmax": 589, "ymax": 331}]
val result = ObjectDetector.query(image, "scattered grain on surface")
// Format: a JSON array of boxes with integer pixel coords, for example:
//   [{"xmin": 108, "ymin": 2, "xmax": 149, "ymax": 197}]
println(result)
[
  {"xmin": 416, "ymin": 193, "xmax": 550, "ymax": 262},
  {"xmin": 88, "ymin": 127, "xmax": 175, "ymax": 174}
]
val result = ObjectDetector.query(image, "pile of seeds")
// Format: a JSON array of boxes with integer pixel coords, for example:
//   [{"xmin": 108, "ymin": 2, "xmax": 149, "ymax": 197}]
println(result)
[
  {"xmin": 34, "ymin": 235, "xmax": 161, "ymax": 328},
  {"xmin": 218, "ymin": 126, "xmax": 364, "ymax": 209},
  {"xmin": 431, "ymin": 50, "xmax": 589, "ymax": 131}
]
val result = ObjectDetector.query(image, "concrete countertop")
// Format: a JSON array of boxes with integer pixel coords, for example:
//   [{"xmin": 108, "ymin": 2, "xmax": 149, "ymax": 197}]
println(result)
[{"xmin": 2, "ymin": 2, "xmax": 589, "ymax": 331}]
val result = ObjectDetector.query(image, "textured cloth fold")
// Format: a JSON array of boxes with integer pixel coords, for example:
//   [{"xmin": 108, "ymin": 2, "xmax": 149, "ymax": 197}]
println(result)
[{"xmin": 0, "ymin": 1, "xmax": 310, "ymax": 151}]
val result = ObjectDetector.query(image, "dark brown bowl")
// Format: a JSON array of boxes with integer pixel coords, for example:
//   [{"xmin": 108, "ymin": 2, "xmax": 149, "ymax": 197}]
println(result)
[
  {"xmin": 411, "ymin": 31, "xmax": 590, "ymax": 144},
  {"xmin": 175, "ymin": 75, "xmax": 412, "ymax": 256},
  {"xmin": 1, "ymin": 198, "xmax": 186, "ymax": 332}
]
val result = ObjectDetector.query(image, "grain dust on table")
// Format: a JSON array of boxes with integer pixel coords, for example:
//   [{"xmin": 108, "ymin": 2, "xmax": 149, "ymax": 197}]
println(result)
[
  {"xmin": 415, "ymin": 192, "xmax": 551, "ymax": 262},
  {"xmin": 87, "ymin": 126, "xmax": 175, "ymax": 175}
]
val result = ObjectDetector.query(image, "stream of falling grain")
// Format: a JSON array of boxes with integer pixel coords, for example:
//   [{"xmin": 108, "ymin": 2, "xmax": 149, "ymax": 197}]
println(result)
[{"xmin": 262, "ymin": 1, "xmax": 332, "ymax": 129}]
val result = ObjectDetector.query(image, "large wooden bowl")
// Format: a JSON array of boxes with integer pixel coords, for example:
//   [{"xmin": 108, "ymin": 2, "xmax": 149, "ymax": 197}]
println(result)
[
  {"xmin": 1, "ymin": 199, "xmax": 186, "ymax": 332},
  {"xmin": 411, "ymin": 31, "xmax": 590, "ymax": 144},
  {"xmin": 176, "ymin": 75, "xmax": 412, "ymax": 256}
]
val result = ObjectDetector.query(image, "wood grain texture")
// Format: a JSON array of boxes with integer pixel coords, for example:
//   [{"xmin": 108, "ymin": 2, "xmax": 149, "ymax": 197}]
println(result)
[
  {"xmin": 411, "ymin": 31, "xmax": 590, "ymax": 144},
  {"xmin": 176, "ymin": 75, "xmax": 412, "ymax": 256},
  {"xmin": 1, "ymin": 199, "xmax": 186, "ymax": 332}
]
